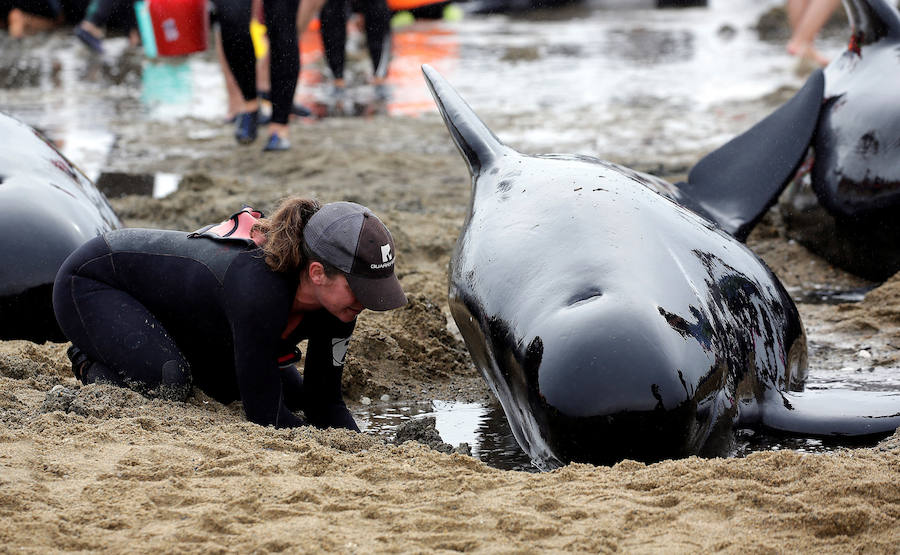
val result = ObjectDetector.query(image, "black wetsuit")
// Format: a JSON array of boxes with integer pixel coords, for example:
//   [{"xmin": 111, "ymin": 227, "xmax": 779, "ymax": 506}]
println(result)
[
  {"xmin": 52, "ymin": 228, "xmax": 359, "ymax": 431},
  {"xmin": 213, "ymin": 0, "xmax": 259, "ymax": 106},
  {"xmin": 319, "ymin": 0, "xmax": 392, "ymax": 81},
  {"xmin": 261, "ymin": 0, "xmax": 301, "ymax": 124}
]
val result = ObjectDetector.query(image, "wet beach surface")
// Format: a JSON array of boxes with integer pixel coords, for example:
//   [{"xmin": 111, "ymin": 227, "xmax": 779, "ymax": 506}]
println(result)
[{"xmin": 2, "ymin": 0, "xmax": 900, "ymax": 550}]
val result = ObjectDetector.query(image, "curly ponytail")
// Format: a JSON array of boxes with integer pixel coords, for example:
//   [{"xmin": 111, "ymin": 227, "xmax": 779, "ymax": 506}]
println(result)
[{"xmin": 251, "ymin": 197, "xmax": 322, "ymax": 275}]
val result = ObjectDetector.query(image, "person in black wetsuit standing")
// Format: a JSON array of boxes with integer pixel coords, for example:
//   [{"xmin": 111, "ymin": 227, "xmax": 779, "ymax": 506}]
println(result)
[
  {"xmin": 319, "ymin": 0, "xmax": 392, "ymax": 100},
  {"xmin": 53, "ymin": 198, "xmax": 407, "ymax": 431}
]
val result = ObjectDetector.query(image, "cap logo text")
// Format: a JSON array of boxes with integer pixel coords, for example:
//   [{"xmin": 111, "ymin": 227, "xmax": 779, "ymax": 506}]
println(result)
[{"xmin": 381, "ymin": 244, "xmax": 393, "ymax": 263}]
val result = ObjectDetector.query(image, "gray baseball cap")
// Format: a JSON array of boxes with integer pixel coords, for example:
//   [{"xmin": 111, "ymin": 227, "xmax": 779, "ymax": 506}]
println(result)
[{"xmin": 304, "ymin": 202, "xmax": 407, "ymax": 311}]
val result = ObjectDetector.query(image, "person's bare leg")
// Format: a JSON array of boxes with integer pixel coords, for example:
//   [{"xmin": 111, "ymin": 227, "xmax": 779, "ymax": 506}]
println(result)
[
  {"xmin": 257, "ymin": 53, "xmax": 271, "ymax": 93},
  {"xmin": 251, "ymin": 0, "xmax": 271, "ymax": 94},
  {"xmin": 7, "ymin": 8, "xmax": 26, "ymax": 37},
  {"xmin": 786, "ymin": 0, "xmax": 810, "ymax": 33},
  {"xmin": 787, "ymin": 0, "xmax": 841, "ymax": 66},
  {"xmin": 297, "ymin": 0, "xmax": 326, "ymax": 39}
]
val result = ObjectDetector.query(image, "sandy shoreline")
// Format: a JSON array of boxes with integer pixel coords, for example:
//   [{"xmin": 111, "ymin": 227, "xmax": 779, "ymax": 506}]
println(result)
[{"xmin": 2, "ymin": 377, "xmax": 899, "ymax": 551}]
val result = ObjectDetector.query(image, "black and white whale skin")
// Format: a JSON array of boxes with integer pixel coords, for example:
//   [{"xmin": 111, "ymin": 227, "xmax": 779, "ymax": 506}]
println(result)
[
  {"xmin": 681, "ymin": 0, "xmax": 900, "ymax": 280},
  {"xmin": 814, "ymin": 0, "xmax": 900, "ymax": 224},
  {"xmin": 422, "ymin": 65, "xmax": 900, "ymax": 469},
  {"xmin": 0, "ymin": 112, "xmax": 121, "ymax": 343}
]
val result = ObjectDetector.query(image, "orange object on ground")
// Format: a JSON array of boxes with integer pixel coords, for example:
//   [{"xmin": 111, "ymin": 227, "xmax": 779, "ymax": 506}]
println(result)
[
  {"xmin": 148, "ymin": 0, "xmax": 208, "ymax": 57},
  {"xmin": 387, "ymin": 0, "xmax": 446, "ymax": 10}
]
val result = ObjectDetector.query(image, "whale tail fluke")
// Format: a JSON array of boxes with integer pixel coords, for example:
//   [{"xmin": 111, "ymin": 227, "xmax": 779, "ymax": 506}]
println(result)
[
  {"xmin": 674, "ymin": 69, "xmax": 824, "ymax": 241},
  {"xmin": 421, "ymin": 64, "xmax": 511, "ymax": 177},
  {"xmin": 757, "ymin": 387, "xmax": 900, "ymax": 439},
  {"xmin": 845, "ymin": 0, "xmax": 900, "ymax": 47}
]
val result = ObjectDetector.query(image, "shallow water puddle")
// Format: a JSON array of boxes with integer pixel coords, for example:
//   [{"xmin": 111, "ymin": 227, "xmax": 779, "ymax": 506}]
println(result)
[
  {"xmin": 790, "ymin": 286, "xmax": 875, "ymax": 305},
  {"xmin": 95, "ymin": 171, "xmax": 180, "ymax": 199},
  {"xmin": 354, "ymin": 399, "xmax": 536, "ymax": 471}
]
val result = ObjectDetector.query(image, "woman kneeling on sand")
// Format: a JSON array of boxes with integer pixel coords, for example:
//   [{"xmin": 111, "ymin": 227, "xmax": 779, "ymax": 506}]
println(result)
[{"xmin": 53, "ymin": 197, "xmax": 406, "ymax": 431}]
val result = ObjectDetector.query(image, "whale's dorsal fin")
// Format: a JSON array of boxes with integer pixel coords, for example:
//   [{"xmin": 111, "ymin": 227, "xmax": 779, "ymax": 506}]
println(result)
[
  {"xmin": 674, "ymin": 69, "xmax": 825, "ymax": 241},
  {"xmin": 845, "ymin": 0, "xmax": 900, "ymax": 46},
  {"xmin": 422, "ymin": 64, "xmax": 510, "ymax": 176}
]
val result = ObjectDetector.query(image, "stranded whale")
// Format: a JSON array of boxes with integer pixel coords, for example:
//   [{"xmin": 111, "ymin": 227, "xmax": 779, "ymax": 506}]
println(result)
[
  {"xmin": 681, "ymin": 0, "xmax": 900, "ymax": 280},
  {"xmin": 422, "ymin": 65, "xmax": 900, "ymax": 468},
  {"xmin": 0, "ymin": 112, "xmax": 121, "ymax": 343}
]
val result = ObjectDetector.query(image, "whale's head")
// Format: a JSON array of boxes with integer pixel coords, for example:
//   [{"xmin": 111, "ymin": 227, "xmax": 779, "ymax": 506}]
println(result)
[{"xmin": 815, "ymin": 0, "xmax": 900, "ymax": 221}]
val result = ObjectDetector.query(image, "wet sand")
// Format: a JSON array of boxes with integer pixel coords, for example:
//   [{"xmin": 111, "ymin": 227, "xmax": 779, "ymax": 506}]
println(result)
[{"xmin": 2, "ymin": 109, "xmax": 899, "ymax": 551}]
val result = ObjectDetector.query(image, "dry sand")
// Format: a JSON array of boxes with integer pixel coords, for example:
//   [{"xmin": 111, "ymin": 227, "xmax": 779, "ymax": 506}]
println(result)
[{"xmin": 2, "ymin": 109, "xmax": 899, "ymax": 552}]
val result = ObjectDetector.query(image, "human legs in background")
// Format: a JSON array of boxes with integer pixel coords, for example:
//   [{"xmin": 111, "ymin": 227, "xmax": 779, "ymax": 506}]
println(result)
[
  {"xmin": 73, "ymin": 0, "xmax": 138, "ymax": 53},
  {"xmin": 319, "ymin": 0, "xmax": 349, "ymax": 89},
  {"xmin": 219, "ymin": 0, "xmax": 321, "ymax": 127},
  {"xmin": 785, "ymin": 0, "xmax": 841, "ymax": 66},
  {"xmin": 319, "ymin": 0, "xmax": 392, "ymax": 96},
  {"xmin": 262, "ymin": 0, "xmax": 301, "ymax": 151},
  {"xmin": 216, "ymin": 28, "xmax": 248, "ymax": 123},
  {"xmin": 4, "ymin": 0, "xmax": 62, "ymax": 38},
  {"xmin": 216, "ymin": 0, "xmax": 269, "ymax": 124},
  {"xmin": 214, "ymin": 0, "xmax": 261, "ymax": 143},
  {"xmin": 355, "ymin": 0, "xmax": 391, "ymax": 87}
]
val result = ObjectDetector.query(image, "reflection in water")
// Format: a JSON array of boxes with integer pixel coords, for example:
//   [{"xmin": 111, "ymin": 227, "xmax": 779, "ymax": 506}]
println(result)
[
  {"xmin": 141, "ymin": 60, "xmax": 193, "ymax": 109},
  {"xmin": 354, "ymin": 399, "xmax": 536, "ymax": 472},
  {"xmin": 95, "ymin": 171, "xmax": 180, "ymax": 199},
  {"xmin": 791, "ymin": 286, "xmax": 873, "ymax": 305}
]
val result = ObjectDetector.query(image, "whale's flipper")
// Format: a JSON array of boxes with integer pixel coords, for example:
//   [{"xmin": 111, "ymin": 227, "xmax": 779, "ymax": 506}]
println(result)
[
  {"xmin": 845, "ymin": 0, "xmax": 900, "ymax": 47},
  {"xmin": 422, "ymin": 64, "xmax": 512, "ymax": 177},
  {"xmin": 757, "ymin": 387, "xmax": 900, "ymax": 438},
  {"xmin": 674, "ymin": 70, "xmax": 825, "ymax": 241}
]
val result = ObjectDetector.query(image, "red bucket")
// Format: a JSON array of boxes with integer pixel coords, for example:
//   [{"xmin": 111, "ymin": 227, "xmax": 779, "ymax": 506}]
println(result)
[{"xmin": 148, "ymin": 0, "xmax": 208, "ymax": 57}]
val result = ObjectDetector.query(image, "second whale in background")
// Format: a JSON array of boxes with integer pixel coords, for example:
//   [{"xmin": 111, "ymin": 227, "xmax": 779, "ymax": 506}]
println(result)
[{"xmin": 682, "ymin": 0, "xmax": 900, "ymax": 280}]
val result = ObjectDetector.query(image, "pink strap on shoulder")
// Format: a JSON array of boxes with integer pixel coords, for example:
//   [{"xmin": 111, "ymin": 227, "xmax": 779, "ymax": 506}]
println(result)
[{"xmin": 207, "ymin": 208, "xmax": 261, "ymax": 239}]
